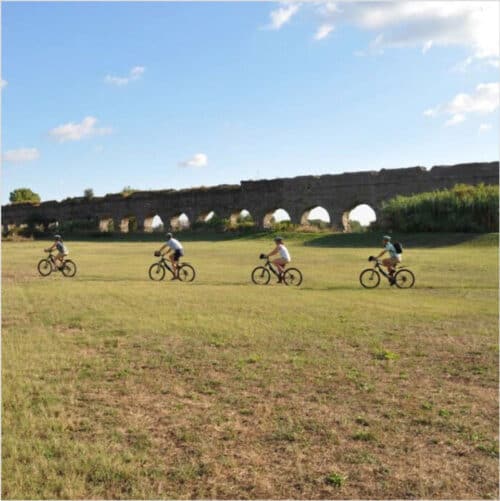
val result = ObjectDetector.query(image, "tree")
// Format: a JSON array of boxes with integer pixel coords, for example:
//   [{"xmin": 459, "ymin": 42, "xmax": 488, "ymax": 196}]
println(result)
[
  {"xmin": 121, "ymin": 186, "xmax": 137, "ymax": 197},
  {"xmin": 9, "ymin": 188, "xmax": 41, "ymax": 204},
  {"xmin": 84, "ymin": 188, "xmax": 94, "ymax": 199}
]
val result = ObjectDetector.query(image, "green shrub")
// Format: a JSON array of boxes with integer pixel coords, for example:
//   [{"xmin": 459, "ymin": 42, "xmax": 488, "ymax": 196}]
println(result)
[{"xmin": 379, "ymin": 184, "xmax": 498, "ymax": 232}]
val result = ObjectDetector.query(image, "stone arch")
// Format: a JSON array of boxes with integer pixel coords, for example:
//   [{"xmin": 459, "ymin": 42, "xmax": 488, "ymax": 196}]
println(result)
[
  {"xmin": 99, "ymin": 216, "xmax": 114, "ymax": 232},
  {"xmin": 263, "ymin": 208, "xmax": 291, "ymax": 229},
  {"xmin": 120, "ymin": 215, "xmax": 138, "ymax": 233},
  {"xmin": 343, "ymin": 203, "xmax": 377, "ymax": 232},
  {"xmin": 47, "ymin": 220, "xmax": 59, "ymax": 231},
  {"xmin": 229, "ymin": 209, "xmax": 255, "ymax": 227},
  {"xmin": 197, "ymin": 211, "xmax": 216, "ymax": 223},
  {"xmin": 300, "ymin": 206, "xmax": 331, "ymax": 228},
  {"xmin": 143, "ymin": 214, "xmax": 165, "ymax": 233},
  {"xmin": 170, "ymin": 212, "xmax": 190, "ymax": 231}
]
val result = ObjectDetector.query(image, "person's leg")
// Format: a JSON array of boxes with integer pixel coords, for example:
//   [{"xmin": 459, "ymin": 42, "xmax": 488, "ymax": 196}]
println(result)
[
  {"xmin": 272, "ymin": 258, "xmax": 287, "ymax": 281},
  {"xmin": 382, "ymin": 258, "xmax": 395, "ymax": 274},
  {"xmin": 55, "ymin": 252, "xmax": 64, "ymax": 269},
  {"xmin": 169, "ymin": 254, "xmax": 177, "ymax": 277}
]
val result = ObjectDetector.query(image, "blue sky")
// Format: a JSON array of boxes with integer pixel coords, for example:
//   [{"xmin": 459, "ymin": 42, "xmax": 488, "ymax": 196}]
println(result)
[{"xmin": 2, "ymin": 1, "xmax": 499, "ymax": 219}]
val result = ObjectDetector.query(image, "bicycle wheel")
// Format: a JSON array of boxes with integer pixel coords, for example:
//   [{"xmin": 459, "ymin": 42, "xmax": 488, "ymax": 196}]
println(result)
[
  {"xmin": 394, "ymin": 269, "xmax": 415, "ymax": 289},
  {"xmin": 359, "ymin": 269, "xmax": 380, "ymax": 289},
  {"xmin": 61, "ymin": 260, "xmax": 77, "ymax": 277},
  {"xmin": 148, "ymin": 263, "xmax": 166, "ymax": 281},
  {"xmin": 37, "ymin": 259, "xmax": 53, "ymax": 277},
  {"xmin": 283, "ymin": 267, "xmax": 303, "ymax": 286},
  {"xmin": 178, "ymin": 264, "xmax": 195, "ymax": 282},
  {"xmin": 251, "ymin": 266, "xmax": 270, "ymax": 285}
]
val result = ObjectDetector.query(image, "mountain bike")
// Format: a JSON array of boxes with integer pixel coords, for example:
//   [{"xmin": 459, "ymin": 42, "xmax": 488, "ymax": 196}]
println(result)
[
  {"xmin": 359, "ymin": 256, "xmax": 414, "ymax": 289},
  {"xmin": 148, "ymin": 252, "xmax": 196, "ymax": 282},
  {"xmin": 37, "ymin": 251, "xmax": 77, "ymax": 277},
  {"xmin": 251, "ymin": 254, "xmax": 303, "ymax": 286}
]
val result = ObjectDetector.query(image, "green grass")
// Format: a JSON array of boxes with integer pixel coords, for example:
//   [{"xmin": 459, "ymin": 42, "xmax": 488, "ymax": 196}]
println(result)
[{"xmin": 2, "ymin": 234, "xmax": 499, "ymax": 499}]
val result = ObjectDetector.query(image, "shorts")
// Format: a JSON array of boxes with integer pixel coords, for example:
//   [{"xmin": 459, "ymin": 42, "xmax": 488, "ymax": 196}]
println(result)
[
  {"xmin": 389, "ymin": 256, "xmax": 401, "ymax": 265},
  {"xmin": 173, "ymin": 249, "xmax": 184, "ymax": 261}
]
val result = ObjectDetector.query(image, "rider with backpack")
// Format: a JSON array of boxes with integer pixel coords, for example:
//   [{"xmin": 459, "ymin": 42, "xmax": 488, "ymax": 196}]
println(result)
[{"xmin": 376, "ymin": 235, "xmax": 402, "ymax": 280}]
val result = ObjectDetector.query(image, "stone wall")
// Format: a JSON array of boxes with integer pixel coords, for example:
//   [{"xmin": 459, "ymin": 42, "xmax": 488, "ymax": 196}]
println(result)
[{"xmin": 2, "ymin": 161, "xmax": 498, "ymax": 232}]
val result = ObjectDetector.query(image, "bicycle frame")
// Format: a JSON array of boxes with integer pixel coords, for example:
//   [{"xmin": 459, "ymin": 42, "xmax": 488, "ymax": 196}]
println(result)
[
  {"xmin": 262, "ymin": 257, "xmax": 281, "ymax": 277},
  {"xmin": 45, "ymin": 251, "xmax": 60, "ymax": 270},
  {"xmin": 370, "ymin": 258, "xmax": 403, "ymax": 281},
  {"xmin": 157, "ymin": 256, "xmax": 177, "ymax": 277}
]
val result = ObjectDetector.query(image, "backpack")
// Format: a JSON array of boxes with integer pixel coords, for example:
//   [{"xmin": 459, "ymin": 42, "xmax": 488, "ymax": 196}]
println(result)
[{"xmin": 393, "ymin": 242, "xmax": 403, "ymax": 254}]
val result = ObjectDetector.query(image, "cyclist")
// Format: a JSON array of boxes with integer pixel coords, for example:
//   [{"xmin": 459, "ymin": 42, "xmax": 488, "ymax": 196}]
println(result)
[
  {"xmin": 44, "ymin": 234, "xmax": 68, "ymax": 269},
  {"xmin": 266, "ymin": 236, "xmax": 291, "ymax": 283},
  {"xmin": 375, "ymin": 235, "xmax": 401, "ymax": 280},
  {"xmin": 157, "ymin": 233, "xmax": 184, "ymax": 278}
]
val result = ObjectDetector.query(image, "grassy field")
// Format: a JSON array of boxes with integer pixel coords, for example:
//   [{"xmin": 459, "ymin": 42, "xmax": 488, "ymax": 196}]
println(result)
[{"xmin": 2, "ymin": 233, "xmax": 499, "ymax": 499}]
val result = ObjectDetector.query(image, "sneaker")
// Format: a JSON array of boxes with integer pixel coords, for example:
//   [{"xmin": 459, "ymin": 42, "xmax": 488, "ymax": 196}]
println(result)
[{"xmin": 389, "ymin": 277, "xmax": 396, "ymax": 286}]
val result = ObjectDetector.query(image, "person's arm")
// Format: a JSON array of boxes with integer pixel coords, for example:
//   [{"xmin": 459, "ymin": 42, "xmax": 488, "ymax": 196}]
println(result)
[
  {"xmin": 267, "ymin": 246, "xmax": 279, "ymax": 258},
  {"xmin": 376, "ymin": 248, "xmax": 387, "ymax": 259},
  {"xmin": 158, "ymin": 243, "xmax": 169, "ymax": 254},
  {"xmin": 45, "ymin": 242, "xmax": 57, "ymax": 252}
]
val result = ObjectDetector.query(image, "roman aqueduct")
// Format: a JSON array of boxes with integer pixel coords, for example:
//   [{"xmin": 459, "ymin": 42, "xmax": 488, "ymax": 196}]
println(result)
[{"xmin": 2, "ymin": 161, "xmax": 498, "ymax": 233}]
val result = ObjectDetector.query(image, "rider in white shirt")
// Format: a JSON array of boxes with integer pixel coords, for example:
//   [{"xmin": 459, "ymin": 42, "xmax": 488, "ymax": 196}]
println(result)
[
  {"xmin": 266, "ymin": 236, "xmax": 291, "ymax": 283},
  {"xmin": 157, "ymin": 233, "xmax": 184, "ymax": 278}
]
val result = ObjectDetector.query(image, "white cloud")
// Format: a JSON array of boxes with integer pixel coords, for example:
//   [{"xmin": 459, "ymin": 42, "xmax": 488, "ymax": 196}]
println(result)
[
  {"xmin": 0, "ymin": 79, "xmax": 7, "ymax": 89},
  {"xmin": 445, "ymin": 113, "xmax": 465, "ymax": 127},
  {"xmin": 104, "ymin": 65, "xmax": 145, "ymax": 86},
  {"xmin": 3, "ymin": 147, "xmax": 40, "ymax": 164},
  {"xmin": 268, "ymin": 3, "xmax": 300, "ymax": 30},
  {"xmin": 271, "ymin": 2, "xmax": 499, "ymax": 66},
  {"xmin": 179, "ymin": 153, "xmax": 208, "ymax": 168},
  {"xmin": 49, "ymin": 116, "xmax": 112, "ymax": 143},
  {"xmin": 422, "ymin": 40, "xmax": 433, "ymax": 54},
  {"xmin": 314, "ymin": 24, "xmax": 334, "ymax": 41},
  {"xmin": 479, "ymin": 123, "xmax": 492, "ymax": 133},
  {"xmin": 424, "ymin": 82, "xmax": 499, "ymax": 126}
]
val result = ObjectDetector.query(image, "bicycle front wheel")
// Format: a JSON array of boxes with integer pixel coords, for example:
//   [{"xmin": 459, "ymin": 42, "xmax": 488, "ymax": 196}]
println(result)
[
  {"xmin": 149, "ymin": 263, "xmax": 166, "ymax": 281},
  {"xmin": 359, "ymin": 269, "xmax": 380, "ymax": 289},
  {"xmin": 178, "ymin": 264, "xmax": 195, "ymax": 282},
  {"xmin": 37, "ymin": 259, "xmax": 53, "ymax": 277},
  {"xmin": 283, "ymin": 267, "xmax": 303, "ymax": 286},
  {"xmin": 394, "ymin": 269, "xmax": 415, "ymax": 289},
  {"xmin": 62, "ymin": 260, "xmax": 77, "ymax": 277},
  {"xmin": 251, "ymin": 266, "xmax": 270, "ymax": 285}
]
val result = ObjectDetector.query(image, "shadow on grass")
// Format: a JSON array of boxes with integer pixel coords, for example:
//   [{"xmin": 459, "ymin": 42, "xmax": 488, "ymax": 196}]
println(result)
[
  {"xmin": 21, "ymin": 230, "xmax": 498, "ymax": 249},
  {"xmin": 304, "ymin": 232, "xmax": 499, "ymax": 249}
]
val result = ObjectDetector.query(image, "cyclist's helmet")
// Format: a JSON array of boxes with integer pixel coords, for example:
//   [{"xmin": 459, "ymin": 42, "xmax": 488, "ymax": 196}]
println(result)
[
  {"xmin": 54, "ymin": 234, "xmax": 62, "ymax": 240},
  {"xmin": 274, "ymin": 236, "xmax": 283, "ymax": 243},
  {"xmin": 166, "ymin": 232, "xmax": 172, "ymax": 240},
  {"xmin": 382, "ymin": 235, "xmax": 391, "ymax": 241}
]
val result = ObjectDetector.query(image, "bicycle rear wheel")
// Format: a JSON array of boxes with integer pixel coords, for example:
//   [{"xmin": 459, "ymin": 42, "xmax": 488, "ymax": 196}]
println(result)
[
  {"xmin": 61, "ymin": 260, "xmax": 77, "ymax": 277},
  {"xmin": 37, "ymin": 259, "xmax": 53, "ymax": 277},
  {"xmin": 283, "ymin": 267, "xmax": 303, "ymax": 286},
  {"xmin": 394, "ymin": 269, "xmax": 415, "ymax": 289},
  {"xmin": 251, "ymin": 266, "xmax": 270, "ymax": 285},
  {"xmin": 178, "ymin": 264, "xmax": 195, "ymax": 282},
  {"xmin": 359, "ymin": 269, "xmax": 380, "ymax": 288},
  {"xmin": 149, "ymin": 263, "xmax": 166, "ymax": 281}
]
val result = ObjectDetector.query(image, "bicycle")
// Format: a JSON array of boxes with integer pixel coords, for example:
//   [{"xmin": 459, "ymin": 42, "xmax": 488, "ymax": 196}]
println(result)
[
  {"xmin": 37, "ymin": 251, "xmax": 77, "ymax": 277},
  {"xmin": 251, "ymin": 254, "xmax": 303, "ymax": 286},
  {"xmin": 359, "ymin": 256, "xmax": 415, "ymax": 289},
  {"xmin": 148, "ymin": 251, "xmax": 196, "ymax": 282}
]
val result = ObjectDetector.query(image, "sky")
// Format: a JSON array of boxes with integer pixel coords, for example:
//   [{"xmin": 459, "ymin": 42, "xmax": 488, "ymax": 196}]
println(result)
[{"xmin": 1, "ymin": 1, "xmax": 499, "ymax": 225}]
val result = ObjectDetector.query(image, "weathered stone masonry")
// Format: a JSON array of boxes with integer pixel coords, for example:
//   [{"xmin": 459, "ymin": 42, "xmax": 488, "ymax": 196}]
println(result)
[{"xmin": 2, "ymin": 161, "xmax": 498, "ymax": 232}]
